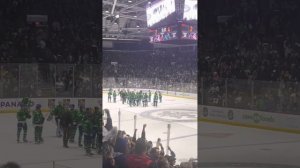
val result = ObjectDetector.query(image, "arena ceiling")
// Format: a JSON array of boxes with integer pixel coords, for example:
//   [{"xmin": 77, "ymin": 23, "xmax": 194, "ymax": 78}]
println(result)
[
  {"xmin": 102, "ymin": 0, "xmax": 197, "ymax": 48},
  {"xmin": 102, "ymin": 0, "xmax": 150, "ymax": 40}
]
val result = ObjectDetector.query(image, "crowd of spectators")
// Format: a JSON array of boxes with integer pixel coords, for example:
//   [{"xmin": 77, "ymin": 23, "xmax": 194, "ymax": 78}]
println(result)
[
  {"xmin": 0, "ymin": 64, "xmax": 101, "ymax": 98},
  {"xmin": 102, "ymin": 109, "xmax": 197, "ymax": 168},
  {"xmin": 0, "ymin": 0, "xmax": 100, "ymax": 97},
  {"xmin": 199, "ymin": 0, "xmax": 300, "ymax": 114},
  {"xmin": 0, "ymin": 0, "xmax": 99, "ymax": 63},
  {"xmin": 103, "ymin": 48, "xmax": 197, "ymax": 85}
]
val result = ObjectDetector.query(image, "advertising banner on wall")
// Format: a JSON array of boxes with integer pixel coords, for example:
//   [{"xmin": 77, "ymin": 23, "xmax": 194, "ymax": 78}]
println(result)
[
  {"xmin": 199, "ymin": 105, "xmax": 300, "ymax": 131},
  {"xmin": 0, "ymin": 98, "xmax": 100, "ymax": 113}
]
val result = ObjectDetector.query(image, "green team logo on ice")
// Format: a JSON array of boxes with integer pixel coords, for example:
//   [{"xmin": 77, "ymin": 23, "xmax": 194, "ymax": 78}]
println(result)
[{"xmin": 243, "ymin": 113, "xmax": 274, "ymax": 123}]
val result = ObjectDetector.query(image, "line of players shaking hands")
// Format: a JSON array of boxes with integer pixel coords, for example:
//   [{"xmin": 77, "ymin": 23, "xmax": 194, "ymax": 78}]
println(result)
[
  {"xmin": 108, "ymin": 89, "xmax": 162, "ymax": 107},
  {"xmin": 16, "ymin": 98, "xmax": 101, "ymax": 155}
]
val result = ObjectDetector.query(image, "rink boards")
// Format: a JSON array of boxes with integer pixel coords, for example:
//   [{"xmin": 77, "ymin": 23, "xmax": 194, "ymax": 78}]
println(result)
[
  {"xmin": 0, "ymin": 98, "xmax": 101, "ymax": 113},
  {"xmin": 0, "ymin": 87, "xmax": 195, "ymax": 114},
  {"xmin": 199, "ymin": 105, "xmax": 300, "ymax": 134}
]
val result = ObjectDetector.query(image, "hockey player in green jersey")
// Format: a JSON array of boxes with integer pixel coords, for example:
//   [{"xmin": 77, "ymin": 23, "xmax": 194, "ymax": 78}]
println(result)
[
  {"xmin": 138, "ymin": 91, "xmax": 143, "ymax": 106},
  {"xmin": 127, "ymin": 89, "xmax": 131, "ymax": 104},
  {"xmin": 83, "ymin": 110, "xmax": 94, "ymax": 155},
  {"xmin": 135, "ymin": 91, "xmax": 138, "ymax": 106},
  {"xmin": 136, "ymin": 91, "xmax": 140, "ymax": 106},
  {"xmin": 113, "ymin": 90, "xmax": 117, "ymax": 103},
  {"xmin": 142, "ymin": 93, "xmax": 145, "ymax": 107},
  {"xmin": 132, "ymin": 91, "xmax": 136, "ymax": 106},
  {"xmin": 119, "ymin": 90, "xmax": 123, "ymax": 103},
  {"xmin": 121, "ymin": 90, "xmax": 126, "ymax": 104},
  {"xmin": 129, "ymin": 91, "xmax": 132, "ymax": 106},
  {"xmin": 97, "ymin": 109, "xmax": 102, "ymax": 154},
  {"xmin": 21, "ymin": 97, "xmax": 33, "ymax": 109},
  {"xmin": 108, "ymin": 89, "xmax": 112, "ymax": 103},
  {"xmin": 32, "ymin": 104, "xmax": 45, "ymax": 144},
  {"xmin": 124, "ymin": 90, "xmax": 128, "ymax": 104},
  {"xmin": 143, "ymin": 93, "xmax": 148, "ymax": 107},
  {"xmin": 49, "ymin": 102, "xmax": 64, "ymax": 137},
  {"xmin": 17, "ymin": 103, "xmax": 31, "ymax": 143},
  {"xmin": 153, "ymin": 92, "xmax": 158, "ymax": 107},
  {"xmin": 61, "ymin": 104, "xmax": 73, "ymax": 148},
  {"xmin": 148, "ymin": 90, "xmax": 152, "ymax": 102},
  {"xmin": 78, "ymin": 106, "xmax": 86, "ymax": 147},
  {"xmin": 92, "ymin": 107, "xmax": 101, "ymax": 150},
  {"xmin": 69, "ymin": 104, "xmax": 80, "ymax": 143},
  {"xmin": 159, "ymin": 91, "xmax": 162, "ymax": 103}
]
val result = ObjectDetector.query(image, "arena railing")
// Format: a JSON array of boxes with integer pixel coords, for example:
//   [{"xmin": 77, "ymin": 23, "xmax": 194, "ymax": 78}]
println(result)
[
  {"xmin": 0, "ymin": 64, "xmax": 101, "ymax": 98},
  {"xmin": 199, "ymin": 77, "xmax": 300, "ymax": 115}
]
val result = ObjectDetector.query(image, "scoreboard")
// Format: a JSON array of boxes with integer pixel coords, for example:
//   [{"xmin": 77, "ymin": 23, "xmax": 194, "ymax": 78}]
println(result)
[
  {"xmin": 147, "ymin": 0, "xmax": 197, "ymax": 44},
  {"xmin": 146, "ymin": 0, "xmax": 176, "ymax": 28},
  {"xmin": 181, "ymin": 23, "xmax": 197, "ymax": 40},
  {"xmin": 149, "ymin": 25, "xmax": 178, "ymax": 43},
  {"xmin": 149, "ymin": 23, "xmax": 197, "ymax": 43},
  {"xmin": 183, "ymin": 0, "xmax": 198, "ymax": 21}
]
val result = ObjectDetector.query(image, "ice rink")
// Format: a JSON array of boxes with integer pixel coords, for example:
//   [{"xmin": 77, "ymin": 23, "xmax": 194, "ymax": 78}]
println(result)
[
  {"xmin": 103, "ymin": 91, "xmax": 198, "ymax": 163},
  {"xmin": 104, "ymin": 90, "xmax": 300, "ymax": 167},
  {"xmin": 198, "ymin": 120, "xmax": 300, "ymax": 168},
  {"xmin": 2, "ymin": 92, "xmax": 299, "ymax": 168},
  {"xmin": 0, "ymin": 113, "xmax": 101, "ymax": 168}
]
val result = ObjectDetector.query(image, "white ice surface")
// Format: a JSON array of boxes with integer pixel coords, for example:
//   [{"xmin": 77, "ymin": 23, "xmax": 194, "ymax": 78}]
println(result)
[
  {"xmin": 103, "ymin": 92, "xmax": 198, "ymax": 163},
  {"xmin": 0, "ymin": 113, "xmax": 101, "ymax": 168},
  {"xmin": 198, "ymin": 121, "xmax": 300, "ymax": 167},
  {"xmin": 3, "ymin": 92, "xmax": 299, "ymax": 168}
]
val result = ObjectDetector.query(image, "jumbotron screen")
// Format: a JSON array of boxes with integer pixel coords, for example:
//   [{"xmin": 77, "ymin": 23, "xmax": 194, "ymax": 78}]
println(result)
[
  {"xmin": 149, "ymin": 25, "xmax": 178, "ymax": 43},
  {"xmin": 181, "ymin": 23, "xmax": 197, "ymax": 40},
  {"xmin": 183, "ymin": 0, "xmax": 197, "ymax": 21},
  {"xmin": 146, "ymin": 0, "xmax": 176, "ymax": 27}
]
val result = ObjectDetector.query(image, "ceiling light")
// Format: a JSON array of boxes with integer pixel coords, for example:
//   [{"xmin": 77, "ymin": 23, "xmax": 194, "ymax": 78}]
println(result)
[
  {"xmin": 136, "ymin": 25, "xmax": 140, "ymax": 27},
  {"xmin": 128, "ymin": 0, "xmax": 132, "ymax": 2},
  {"xmin": 116, "ymin": 14, "xmax": 119, "ymax": 18},
  {"xmin": 134, "ymin": 15, "xmax": 137, "ymax": 18},
  {"xmin": 105, "ymin": 10, "xmax": 109, "ymax": 13}
]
